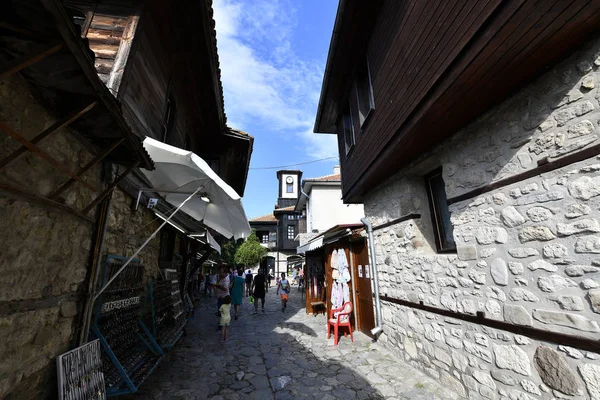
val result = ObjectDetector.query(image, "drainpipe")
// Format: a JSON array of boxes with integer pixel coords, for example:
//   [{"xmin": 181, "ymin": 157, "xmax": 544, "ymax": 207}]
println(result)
[{"xmin": 361, "ymin": 217, "xmax": 383, "ymax": 337}]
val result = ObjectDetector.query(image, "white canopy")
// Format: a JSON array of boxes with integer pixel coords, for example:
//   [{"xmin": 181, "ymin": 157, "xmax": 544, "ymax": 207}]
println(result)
[{"xmin": 141, "ymin": 137, "xmax": 251, "ymax": 240}]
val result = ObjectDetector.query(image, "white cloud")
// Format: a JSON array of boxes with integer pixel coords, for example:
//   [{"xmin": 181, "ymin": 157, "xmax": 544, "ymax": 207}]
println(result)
[{"xmin": 212, "ymin": 0, "xmax": 338, "ymax": 159}]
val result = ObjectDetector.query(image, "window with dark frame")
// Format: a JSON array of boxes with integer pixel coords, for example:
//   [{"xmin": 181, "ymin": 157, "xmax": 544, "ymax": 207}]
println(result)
[
  {"xmin": 425, "ymin": 168, "xmax": 456, "ymax": 253},
  {"xmin": 287, "ymin": 225, "xmax": 295, "ymax": 240},
  {"xmin": 342, "ymin": 103, "xmax": 355, "ymax": 155},
  {"xmin": 355, "ymin": 58, "xmax": 375, "ymax": 128}
]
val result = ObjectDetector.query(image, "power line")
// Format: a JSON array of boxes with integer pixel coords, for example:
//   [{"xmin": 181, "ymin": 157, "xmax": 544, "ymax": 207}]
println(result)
[{"xmin": 250, "ymin": 156, "xmax": 338, "ymax": 170}]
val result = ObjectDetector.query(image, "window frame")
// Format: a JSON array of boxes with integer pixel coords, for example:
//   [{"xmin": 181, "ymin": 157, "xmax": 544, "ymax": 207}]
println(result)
[
  {"xmin": 287, "ymin": 224, "xmax": 295, "ymax": 240},
  {"xmin": 355, "ymin": 58, "xmax": 375, "ymax": 130},
  {"xmin": 425, "ymin": 168, "xmax": 456, "ymax": 253},
  {"xmin": 342, "ymin": 103, "xmax": 355, "ymax": 156}
]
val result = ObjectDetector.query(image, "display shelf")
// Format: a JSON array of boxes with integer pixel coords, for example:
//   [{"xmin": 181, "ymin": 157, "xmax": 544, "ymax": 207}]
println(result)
[
  {"xmin": 139, "ymin": 279, "xmax": 186, "ymax": 353},
  {"xmin": 91, "ymin": 255, "xmax": 162, "ymax": 397}
]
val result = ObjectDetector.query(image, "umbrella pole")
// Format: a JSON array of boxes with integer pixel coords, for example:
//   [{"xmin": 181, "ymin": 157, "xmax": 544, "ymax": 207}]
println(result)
[{"xmin": 91, "ymin": 186, "xmax": 202, "ymax": 304}]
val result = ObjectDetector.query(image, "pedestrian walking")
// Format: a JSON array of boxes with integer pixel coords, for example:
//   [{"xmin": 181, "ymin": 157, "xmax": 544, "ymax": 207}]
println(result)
[
  {"xmin": 277, "ymin": 272, "xmax": 290, "ymax": 312},
  {"xmin": 251, "ymin": 269, "xmax": 267, "ymax": 314},
  {"xmin": 230, "ymin": 268, "xmax": 245, "ymax": 320},
  {"xmin": 244, "ymin": 269, "xmax": 253, "ymax": 297},
  {"xmin": 214, "ymin": 266, "xmax": 230, "ymax": 330},
  {"xmin": 219, "ymin": 295, "xmax": 231, "ymax": 342}
]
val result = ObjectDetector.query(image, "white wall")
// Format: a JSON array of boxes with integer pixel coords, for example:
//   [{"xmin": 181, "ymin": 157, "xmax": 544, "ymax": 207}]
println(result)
[
  {"xmin": 281, "ymin": 173, "xmax": 299, "ymax": 199},
  {"xmin": 307, "ymin": 185, "xmax": 364, "ymax": 233}
]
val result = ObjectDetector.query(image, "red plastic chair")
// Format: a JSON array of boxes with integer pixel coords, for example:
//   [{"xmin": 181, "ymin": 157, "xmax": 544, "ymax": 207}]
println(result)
[{"xmin": 327, "ymin": 302, "xmax": 353, "ymax": 345}]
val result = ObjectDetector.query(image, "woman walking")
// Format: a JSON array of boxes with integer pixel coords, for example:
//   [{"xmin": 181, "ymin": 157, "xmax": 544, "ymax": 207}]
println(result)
[
  {"xmin": 214, "ymin": 266, "xmax": 230, "ymax": 330},
  {"xmin": 230, "ymin": 268, "xmax": 245, "ymax": 320},
  {"xmin": 277, "ymin": 272, "xmax": 290, "ymax": 312}
]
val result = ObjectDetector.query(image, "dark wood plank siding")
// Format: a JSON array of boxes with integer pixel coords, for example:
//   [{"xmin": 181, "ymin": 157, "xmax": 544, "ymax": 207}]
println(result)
[
  {"xmin": 117, "ymin": 9, "xmax": 169, "ymax": 142},
  {"xmin": 343, "ymin": 0, "xmax": 504, "ymax": 194},
  {"xmin": 338, "ymin": 0, "xmax": 600, "ymax": 201}
]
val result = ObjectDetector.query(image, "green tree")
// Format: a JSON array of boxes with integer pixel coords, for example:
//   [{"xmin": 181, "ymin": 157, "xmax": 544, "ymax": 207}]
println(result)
[
  {"xmin": 221, "ymin": 238, "xmax": 242, "ymax": 265},
  {"xmin": 234, "ymin": 230, "xmax": 267, "ymax": 267}
]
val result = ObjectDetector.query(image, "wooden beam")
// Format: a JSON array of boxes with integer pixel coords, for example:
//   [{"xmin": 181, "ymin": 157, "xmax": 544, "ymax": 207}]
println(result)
[
  {"xmin": 0, "ymin": 43, "xmax": 63, "ymax": 80},
  {"xmin": 83, "ymin": 162, "xmax": 139, "ymax": 214},
  {"xmin": 0, "ymin": 102, "xmax": 97, "ymax": 170},
  {"xmin": 107, "ymin": 15, "xmax": 139, "ymax": 94},
  {"xmin": 0, "ymin": 22, "xmax": 43, "ymax": 40},
  {"xmin": 0, "ymin": 182, "xmax": 94, "ymax": 224},
  {"xmin": 50, "ymin": 138, "xmax": 125, "ymax": 199},
  {"xmin": 0, "ymin": 121, "xmax": 97, "ymax": 192}
]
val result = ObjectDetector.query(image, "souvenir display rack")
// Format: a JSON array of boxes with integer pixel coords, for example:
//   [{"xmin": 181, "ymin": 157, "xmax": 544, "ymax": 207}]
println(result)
[
  {"xmin": 90, "ymin": 255, "xmax": 162, "ymax": 397},
  {"xmin": 140, "ymin": 279, "xmax": 186, "ymax": 352},
  {"xmin": 57, "ymin": 339, "xmax": 106, "ymax": 400}
]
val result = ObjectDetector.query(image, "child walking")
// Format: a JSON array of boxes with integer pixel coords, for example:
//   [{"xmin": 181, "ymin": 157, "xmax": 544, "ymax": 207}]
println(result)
[
  {"xmin": 219, "ymin": 295, "xmax": 232, "ymax": 342},
  {"xmin": 277, "ymin": 273, "xmax": 290, "ymax": 312}
]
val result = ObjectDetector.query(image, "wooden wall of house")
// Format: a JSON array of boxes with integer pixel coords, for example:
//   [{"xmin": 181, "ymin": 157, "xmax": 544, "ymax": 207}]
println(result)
[
  {"xmin": 117, "ymin": 0, "xmax": 192, "ymax": 151},
  {"xmin": 337, "ymin": 0, "xmax": 600, "ymax": 202}
]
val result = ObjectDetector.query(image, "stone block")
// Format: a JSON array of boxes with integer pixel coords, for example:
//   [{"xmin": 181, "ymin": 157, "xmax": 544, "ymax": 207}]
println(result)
[
  {"xmin": 515, "ymin": 191, "xmax": 564, "ymax": 206},
  {"xmin": 473, "ymin": 370, "xmax": 496, "ymax": 390},
  {"xmin": 564, "ymin": 203, "xmax": 591, "ymax": 219},
  {"xmin": 525, "ymin": 206, "xmax": 553, "ymax": 222},
  {"xmin": 550, "ymin": 135, "xmax": 598, "ymax": 158},
  {"xmin": 59, "ymin": 302, "xmax": 78, "ymax": 318},
  {"xmin": 508, "ymin": 248, "xmax": 539, "ymax": 258},
  {"xmin": 579, "ymin": 363, "xmax": 600, "ymax": 399},
  {"xmin": 476, "ymin": 227, "xmax": 508, "ymax": 245},
  {"xmin": 490, "ymin": 258, "xmax": 508, "ymax": 285},
  {"xmin": 509, "ymin": 288, "xmax": 539, "ymax": 302},
  {"xmin": 557, "ymin": 218, "xmax": 600, "ymax": 236},
  {"xmin": 468, "ymin": 270, "xmax": 486, "ymax": 285},
  {"xmin": 508, "ymin": 262, "xmax": 524, "ymax": 275},
  {"xmin": 548, "ymin": 295, "xmax": 585, "ymax": 311},
  {"xmin": 503, "ymin": 305, "xmax": 532, "ymax": 326},
  {"xmin": 553, "ymin": 100, "xmax": 594, "ymax": 126},
  {"xmin": 588, "ymin": 289, "xmax": 600, "ymax": 313},
  {"xmin": 582, "ymin": 279, "xmax": 600, "ymax": 289},
  {"xmin": 491, "ymin": 370, "xmax": 517, "ymax": 386},
  {"xmin": 492, "ymin": 344, "xmax": 531, "ymax": 376},
  {"xmin": 567, "ymin": 120, "xmax": 595, "ymax": 138},
  {"xmin": 440, "ymin": 371, "xmax": 466, "ymax": 398},
  {"xmin": 501, "ymin": 207, "xmax": 525, "ymax": 227},
  {"xmin": 568, "ymin": 176, "xmax": 600, "ymax": 200},
  {"xmin": 575, "ymin": 235, "xmax": 600, "ymax": 253},
  {"xmin": 527, "ymin": 259, "xmax": 557, "ymax": 272},
  {"xmin": 532, "ymin": 309, "xmax": 600, "ymax": 332},
  {"xmin": 565, "ymin": 265, "xmax": 600, "ymax": 277},
  {"xmin": 464, "ymin": 341, "xmax": 493, "ymax": 363},
  {"xmin": 520, "ymin": 379, "xmax": 541, "ymax": 395},
  {"xmin": 537, "ymin": 275, "xmax": 576, "ymax": 293},
  {"xmin": 542, "ymin": 244, "xmax": 568, "ymax": 259},
  {"xmin": 518, "ymin": 226, "xmax": 555, "ymax": 242},
  {"xmin": 457, "ymin": 245, "xmax": 478, "ymax": 261}
]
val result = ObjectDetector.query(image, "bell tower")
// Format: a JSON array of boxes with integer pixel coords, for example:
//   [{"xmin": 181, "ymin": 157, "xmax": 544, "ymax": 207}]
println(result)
[{"xmin": 276, "ymin": 170, "xmax": 302, "ymax": 208}]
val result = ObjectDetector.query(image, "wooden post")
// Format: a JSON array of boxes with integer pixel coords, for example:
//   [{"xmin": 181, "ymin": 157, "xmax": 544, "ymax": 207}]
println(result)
[
  {"xmin": 50, "ymin": 138, "xmax": 124, "ymax": 199},
  {"xmin": 107, "ymin": 15, "xmax": 139, "ymax": 94},
  {"xmin": 0, "ymin": 121, "xmax": 97, "ymax": 192},
  {"xmin": 0, "ymin": 43, "xmax": 63, "ymax": 80},
  {"xmin": 0, "ymin": 102, "xmax": 97, "ymax": 170},
  {"xmin": 83, "ymin": 162, "xmax": 139, "ymax": 214}
]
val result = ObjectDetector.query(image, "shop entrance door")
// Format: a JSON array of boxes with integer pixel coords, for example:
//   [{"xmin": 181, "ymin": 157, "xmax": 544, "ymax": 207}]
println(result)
[{"xmin": 352, "ymin": 239, "xmax": 375, "ymax": 337}]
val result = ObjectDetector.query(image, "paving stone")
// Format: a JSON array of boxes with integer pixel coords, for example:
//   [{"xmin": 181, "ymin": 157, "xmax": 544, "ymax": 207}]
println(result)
[{"xmin": 124, "ymin": 289, "xmax": 459, "ymax": 400}]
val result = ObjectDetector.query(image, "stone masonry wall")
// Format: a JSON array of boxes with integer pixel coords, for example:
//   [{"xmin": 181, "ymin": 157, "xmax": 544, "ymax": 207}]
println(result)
[
  {"xmin": 364, "ymin": 38, "xmax": 600, "ymax": 399},
  {"xmin": 0, "ymin": 75, "xmax": 160, "ymax": 398}
]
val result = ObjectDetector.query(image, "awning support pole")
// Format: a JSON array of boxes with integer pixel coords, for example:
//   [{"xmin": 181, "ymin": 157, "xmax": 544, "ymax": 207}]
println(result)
[{"xmin": 91, "ymin": 185, "xmax": 202, "ymax": 303}]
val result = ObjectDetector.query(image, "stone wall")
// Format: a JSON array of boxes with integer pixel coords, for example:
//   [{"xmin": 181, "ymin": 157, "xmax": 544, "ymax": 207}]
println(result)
[
  {"xmin": 364, "ymin": 38, "xmax": 600, "ymax": 399},
  {"xmin": 0, "ymin": 75, "xmax": 161, "ymax": 398}
]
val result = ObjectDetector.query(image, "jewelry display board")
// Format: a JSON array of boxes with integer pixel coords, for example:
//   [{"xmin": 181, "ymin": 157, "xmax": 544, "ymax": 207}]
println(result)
[
  {"xmin": 140, "ymin": 279, "xmax": 186, "ymax": 352},
  {"xmin": 57, "ymin": 339, "xmax": 106, "ymax": 400},
  {"xmin": 90, "ymin": 255, "xmax": 162, "ymax": 397}
]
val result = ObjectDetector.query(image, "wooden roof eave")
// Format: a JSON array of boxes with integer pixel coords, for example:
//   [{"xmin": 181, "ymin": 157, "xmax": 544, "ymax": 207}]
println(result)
[{"xmin": 40, "ymin": 0, "xmax": 154, "ymax": 170}]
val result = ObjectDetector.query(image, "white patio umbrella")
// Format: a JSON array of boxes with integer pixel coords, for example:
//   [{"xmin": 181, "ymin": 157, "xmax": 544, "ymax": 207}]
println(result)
[{"xmin": 140, "ymin": 137, "xmax": 251, "ymax": 240}]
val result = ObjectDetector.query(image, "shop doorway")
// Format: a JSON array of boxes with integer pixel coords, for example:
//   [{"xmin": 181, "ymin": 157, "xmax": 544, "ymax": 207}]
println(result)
[{"xmin": 352, "ymin": 239, "xmax": 375, "ymax": 337}]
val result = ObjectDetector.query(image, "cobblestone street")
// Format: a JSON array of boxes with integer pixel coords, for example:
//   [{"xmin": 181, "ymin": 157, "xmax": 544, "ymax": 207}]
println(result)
[{"xmin": 125, "ymin": 286, "xmax": 458, "ymax": 400}]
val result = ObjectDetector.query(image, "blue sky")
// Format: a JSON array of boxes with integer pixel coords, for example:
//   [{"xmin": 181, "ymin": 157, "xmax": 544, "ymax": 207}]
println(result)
[{"xmin": 212, "ymin": 0, "xmax": 340, "ymax": 219}]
